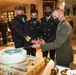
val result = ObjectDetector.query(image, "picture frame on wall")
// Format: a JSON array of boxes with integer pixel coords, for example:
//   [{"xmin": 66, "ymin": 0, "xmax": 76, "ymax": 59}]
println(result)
[
  {"xmin": 64, "ymin": 0, "xmax": 76, "ymax": 34},
  {"xmin": 64, "ymin": 4, "xmax": 76, "ymax": 16},
  {"xmin": 65, "ymin": 16, "xmax": 76, "ymax": 34},
  {"xmin": 43, "ymin": 1, "xmax": 55, "ymax": 16},
  {"xmin": 64, "ymin": 0, "xmax": 76, "ymax": 16}
]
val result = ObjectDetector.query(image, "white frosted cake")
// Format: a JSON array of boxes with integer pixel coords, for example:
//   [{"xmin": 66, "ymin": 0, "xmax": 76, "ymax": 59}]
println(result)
[{"xmin": 0, "ymin": 48, "xmax": 27, "ymax": 64}]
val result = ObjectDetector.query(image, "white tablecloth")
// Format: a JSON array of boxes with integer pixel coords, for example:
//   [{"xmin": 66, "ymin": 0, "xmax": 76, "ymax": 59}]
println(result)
[{"xmin": 0, "ymin": 55, "xmax": 45, "ymax": 75}]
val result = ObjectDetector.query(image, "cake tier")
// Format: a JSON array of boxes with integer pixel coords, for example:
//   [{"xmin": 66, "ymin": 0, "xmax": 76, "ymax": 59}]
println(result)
[{"xmin": 0, "ymin": 48, "xmax": 27, "ymax": 64}]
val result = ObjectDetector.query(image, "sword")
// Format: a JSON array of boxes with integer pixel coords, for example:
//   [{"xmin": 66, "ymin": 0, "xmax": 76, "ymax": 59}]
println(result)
[{"xmin": 23, "ymin": 46, "xmax": 32, "ymax": 49}]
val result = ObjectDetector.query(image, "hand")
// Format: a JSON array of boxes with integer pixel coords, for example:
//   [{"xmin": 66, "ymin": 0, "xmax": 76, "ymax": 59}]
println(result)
[
  {"xmin": 32, "ymin": 43, "xmax": 41, "ymax": 49},
  {"xmin": 31, "ymin": 39, "xmax": 40, "ymax": 44},
  {"xmin": 31, "ymin": 38, "xmax": 41, "ymax": 44},
  {"xmin": 40, "ymin": 39, "xmax": 46, "ymax": 44},
  {"xmin": 31, "ymin": 39, "xmax": 46, "ymax": 45}
]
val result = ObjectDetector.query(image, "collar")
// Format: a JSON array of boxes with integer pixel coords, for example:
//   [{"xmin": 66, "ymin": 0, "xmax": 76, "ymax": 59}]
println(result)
[
  {"xmin": 57, "ymin": 18, "xmax": 65, "ymax": 27},
  {"xmin": 46, "ymin": 15, "xmax": 51, "ymax": 20}
]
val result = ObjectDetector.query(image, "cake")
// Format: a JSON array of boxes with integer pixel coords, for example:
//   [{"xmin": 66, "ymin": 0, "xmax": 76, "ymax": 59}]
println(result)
[{"xmin": 0, "ymin": 48, "xmax": 27, "ymax": 64}]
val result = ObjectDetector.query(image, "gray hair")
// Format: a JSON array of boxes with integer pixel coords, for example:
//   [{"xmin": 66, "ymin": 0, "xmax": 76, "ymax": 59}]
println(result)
[{"xmin": 53, "ymin": 8, "xmax": 64, "ymax": 16}]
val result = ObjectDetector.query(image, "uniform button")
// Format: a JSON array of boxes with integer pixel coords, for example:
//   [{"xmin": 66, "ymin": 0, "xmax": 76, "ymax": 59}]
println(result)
[
  {"xmin": 48, "ymin": 34, "xmax": 50, "ymax": 36},
  {"xmin": 30, "ymin": 28, "xmax": 34, "ymax": 29},
  {"xmin": 42, "ymin": 23, "xmax": 45, "ymax": 25},
  {"xmin": 50, "ymin": 23, "xmax": 53, "ymax": 25},
  {"xmin": 31, "ymin": 22, "xmax": 32, "ymax": 24},
  {"xmin": 33, "ymin": 34, "xmax": 35, "ymax": 36},
  {"xmin": 44, "ymin": 33, "xmax": 46, "ymax": 35},
  {"xmin": 48, "ymin": 29, "xmax": 50, "ymax": 31},
  {"xmin": 44, "ymin": 29, "xmax": 46, "ymax": 31},
  {"xmin": 37, "ymin": 27, "xmax": 40, "ymax": 29},
  {"xmin": 45, "ymin": 38, "xmax": 46, "ymax": 40}
]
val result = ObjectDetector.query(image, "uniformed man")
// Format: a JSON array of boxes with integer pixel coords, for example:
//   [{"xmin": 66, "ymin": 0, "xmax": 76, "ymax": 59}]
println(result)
[
  {"xmin": 32, "ymin": 8, "xmax": 74, "ymax": 67},
  {"xmin": 11, "ymin": 5, "xmax": 27, "ymax": 48},
  {"xmin": 40, "ymin": 5, "xmax": 57, "ymax": 60},
  {"xmin": 24, "ymin": 9, "xmax": 40, "ymax": 56}
]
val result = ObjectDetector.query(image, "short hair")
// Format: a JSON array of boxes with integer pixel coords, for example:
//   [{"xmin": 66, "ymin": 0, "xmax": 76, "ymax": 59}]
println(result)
[
  {"xmin": 45, "ymin": 4, "xmax": 52, "ymax": 9},
  {"xmin": 31, "ymin": 9, "xmax": 38, "ymax": 14},
  {"xmin": 53, "ymin": 8, "xmax": 64, "ymax": 16},
  {"xmin": 15, "ymin": 5, "xmax": 24, "ymax": 10},
  {"xmin": 54, "ymin": 8, "xmax": 64, "ymax": 13}
]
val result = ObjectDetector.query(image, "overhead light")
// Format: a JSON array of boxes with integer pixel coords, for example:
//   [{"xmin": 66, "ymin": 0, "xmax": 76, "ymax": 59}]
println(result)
[
  {"xmin": 63, "ymin": 2, "xmax": 65, "ymax": 8},
  {"xmin": 58, "ymin": 0, "xmax": 62, "ymax": 1}
]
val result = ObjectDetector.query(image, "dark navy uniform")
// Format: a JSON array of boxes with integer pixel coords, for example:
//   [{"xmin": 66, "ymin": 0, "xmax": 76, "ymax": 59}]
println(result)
[
  {"xmin": 11, "ymin": 15, "xmax": 27, "ymax": 48},
  {"xmin": 40, "ymin": 16, "xmax": 57, "ymax": 60},
  {"xmin": 24, "ymin": 19, "xmax": 41, "ymax": 56}
]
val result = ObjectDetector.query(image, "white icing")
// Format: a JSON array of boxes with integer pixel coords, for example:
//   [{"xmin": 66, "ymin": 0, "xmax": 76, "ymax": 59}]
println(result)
[{"xmin": 0, "ymin": 48, "xmax": 27, "ymax": 64}]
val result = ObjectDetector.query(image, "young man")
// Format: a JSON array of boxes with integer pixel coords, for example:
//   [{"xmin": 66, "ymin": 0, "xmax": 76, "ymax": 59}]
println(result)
[
  {"xmin": 11, "ymin": 5, "xmax": 27, "ymax": 48},
  {"xmin": 40, "ymin": 5, "xmax": 57, "ymax": 60},
  {"xmin": 32, "ymin": 8, "xmax": 74, "ymax": 67},
  {"xmin": 24, "ymin": 9, "xmax": 40, "ymax": 56}
]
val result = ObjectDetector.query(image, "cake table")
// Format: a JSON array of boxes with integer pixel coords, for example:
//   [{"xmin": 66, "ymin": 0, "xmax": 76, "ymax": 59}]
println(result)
[{"xmin": 0, "ymin": 55, "xmax": 45, "ymax": 75}]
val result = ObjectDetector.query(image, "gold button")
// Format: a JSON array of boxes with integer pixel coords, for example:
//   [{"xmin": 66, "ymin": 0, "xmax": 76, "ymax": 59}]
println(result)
[
  {"xmin": 48, "ymin": 29, "xmax": 50, "ymax": 31},
  {"xmin": 48, "ymin": 34, "xmax": 50, "ymax": 36},
  {"xmin": 44, "ymin": 33, "xmax": 46, "ymax": 35},
  {"xmin": 45, "ymin": 38, "xmax": 46, "ymax": 39},
  {"xmin": 33, "ymin": 34, "xmax": 35, "ymax": 36},
  {"xmin": 44, "ymin": 29, "xmax": 46, "ymax": 31},
  {"xmin": 30, "ymin": 28, "xmax": 34, "ymax": 29}
]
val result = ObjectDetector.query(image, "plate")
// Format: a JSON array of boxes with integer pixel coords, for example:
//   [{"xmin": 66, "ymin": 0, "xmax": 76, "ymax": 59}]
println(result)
[
  {"xmin": 56, "ymin": 65, "xmax": 68, "ymax": 75},
  {"xmin": 67, "ymin": 70, "xmax": 76, "ymax": 75}
]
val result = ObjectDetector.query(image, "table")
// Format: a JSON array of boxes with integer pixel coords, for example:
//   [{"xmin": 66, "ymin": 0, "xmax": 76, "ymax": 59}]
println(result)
[{"xmin": 0, "ymin": 55, "xmax": 45, "ymax": 75}]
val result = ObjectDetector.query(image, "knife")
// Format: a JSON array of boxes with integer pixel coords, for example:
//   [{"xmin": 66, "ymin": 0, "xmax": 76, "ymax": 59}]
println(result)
[{"xmin": 23, "ymin": 46, "xmax": 32, "ymax": 49}]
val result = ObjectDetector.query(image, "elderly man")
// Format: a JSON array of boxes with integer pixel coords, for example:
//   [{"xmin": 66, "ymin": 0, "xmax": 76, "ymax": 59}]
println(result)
[{"xmin": 32, "ymin": 8, "xmax": 74, "ymax": 67}]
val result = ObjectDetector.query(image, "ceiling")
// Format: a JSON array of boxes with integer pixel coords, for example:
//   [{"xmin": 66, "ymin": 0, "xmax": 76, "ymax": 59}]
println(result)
[{"xmin": 0, "ymin": 0, "xmax": 37, "ymax": 9}]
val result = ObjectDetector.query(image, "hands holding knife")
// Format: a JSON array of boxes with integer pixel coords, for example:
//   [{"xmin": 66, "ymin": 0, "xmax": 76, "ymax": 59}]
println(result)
[
  {"xmin": 31, "ymin": 39, "xmax": 46, "ymax": 49},
  {"xmin": 23, "ymin": 38, "xmax": 46, "ymax": 49}
]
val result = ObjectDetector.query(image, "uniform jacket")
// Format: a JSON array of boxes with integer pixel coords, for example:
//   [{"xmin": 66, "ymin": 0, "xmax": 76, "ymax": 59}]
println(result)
[
  {"xmin": 25, "ymin": 20, "xmax": 41, "ymax": 41},
  {"xmin": 11, "ymin": 15, "xmax": 27, "ymax": 48},
  {"xmin": 41, "ymin": 19, "xmax": 74, "ymax": 64},
  {"xmin": 40, "ymin": 16, "xmax": 57, "ymax": 42}
]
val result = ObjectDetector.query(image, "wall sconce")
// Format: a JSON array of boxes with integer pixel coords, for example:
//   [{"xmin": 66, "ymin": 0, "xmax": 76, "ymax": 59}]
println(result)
[{"xmin": 62, "ymin": 2, "xmax": 65, "ymax": 10}]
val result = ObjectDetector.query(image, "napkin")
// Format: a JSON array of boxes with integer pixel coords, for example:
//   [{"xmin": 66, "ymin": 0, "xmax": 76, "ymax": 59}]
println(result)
[{"xmin": 41, "ymin": 60, "xmax": 55, "ymax": 75}]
